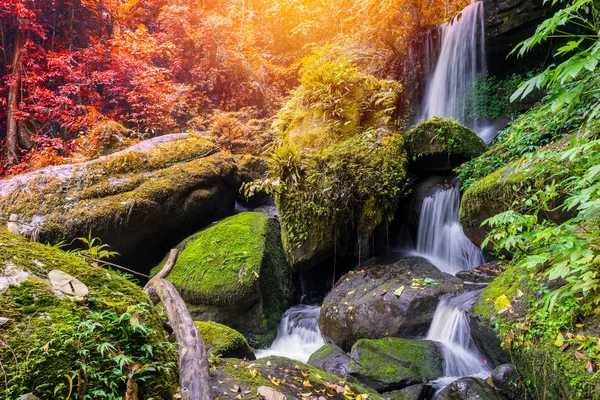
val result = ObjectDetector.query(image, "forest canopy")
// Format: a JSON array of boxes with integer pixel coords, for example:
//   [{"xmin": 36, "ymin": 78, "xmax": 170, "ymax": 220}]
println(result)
[{"xmin": 0, "ymin": 0, "xmax": 467, "ymax": 175}]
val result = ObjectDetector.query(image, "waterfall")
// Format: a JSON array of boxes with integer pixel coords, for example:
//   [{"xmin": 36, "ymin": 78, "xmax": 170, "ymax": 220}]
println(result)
[
  {"xmin": 426, "ymin": 291, "xmax": 491, "ymax": 384},
  {"xmin": 413, "ymin": 182, "xmax": 484, "ymax": 274},
  {"xmin": 420, "ymin": 2, "xmax": 490, "ymax": 139},
  {"xmin": 255, "ymin": 305, "xmax": 325, "ymax": 363}
]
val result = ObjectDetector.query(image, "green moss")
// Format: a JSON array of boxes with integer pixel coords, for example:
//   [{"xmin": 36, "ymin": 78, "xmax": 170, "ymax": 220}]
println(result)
[
  {"xmin": 348, "ymin": 337, "xmax": 443, "ymax": 391},
  {"xmin": 0, "ymin": 229, "xmax": 177, "ymax": 399},
  {"xmin": 211, "ymin": 356, "xmax": 381, "ymax": 400},
  {"xmin": 152, "ymin": 212, "xmax": 291, "ymax": 334},
  {"xmin": 265, "ymin": 55, "xmax": 407, "ymax": 269},
  {"xmin": 0, "ymin": 133, "xmax": 235, "ymax": 247},
  {"xmin": 195, "ymin": 321, "xmax": 253, "ymax": 359},
  {"xmin": 404, "ymin": 117, "xmax": 488, "ymax": 161},
  {"xmin": 475, "ymin": 264, "xmax": 600, "ymax": 399}
]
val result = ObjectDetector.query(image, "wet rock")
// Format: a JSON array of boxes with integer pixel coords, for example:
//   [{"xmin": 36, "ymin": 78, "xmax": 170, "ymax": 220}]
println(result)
[
  {"xmin": 433, "ymin": 377, "xmax": 507, "ymax": 400},
  {"xmin": 348, "ymin": 337, "xmax": 444, "ymax": 392},
  {"xmin": 308, "ymin": 344, "xmax": 352, "ymax": 380},
  {"xmin": 404, "ymin": 118, "xmax": 488, "ymax": 175},
  {"xmin": 491, "ymin": 364, "xmax": 520, "ymax": 399},
  {"xmin": 319, "ymin": 256, "xmax": 464, "ymax": 350},
  {"xmin": 0, "ymin": 133, "xmax": 240, "ymax": 267},
  {"xmin": 152, "ymin": 212, "xmax": 292, "ymax": 335},
  {"xmin": 195, "ymin": 321, "xmax": 255, "ymax": 360},
  {"xmin": 383, "ymin": 384, "xmax": 435, "ymax": 400},
  {"xmin": 456, "ymin": 262, "xmax": 501, "ymax": 284},
  {"xmin": 210, "ymin": 356, "xmax": 380, "ymax": 400}
]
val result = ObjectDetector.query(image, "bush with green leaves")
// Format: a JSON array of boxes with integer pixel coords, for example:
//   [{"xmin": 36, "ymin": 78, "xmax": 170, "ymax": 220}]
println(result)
[{"xmin": 478, "ymin": 136, "xmax": 600, "ymax": 397}]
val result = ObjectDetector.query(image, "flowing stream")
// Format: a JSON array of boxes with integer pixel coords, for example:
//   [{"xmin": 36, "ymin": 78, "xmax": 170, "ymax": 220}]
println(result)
[
  {"xmin": 420, "ymin": 1, "xmax": 496, "ymax": 142},
  {"xmin": 426, "ymin": 291, "xmax": 491, "ymax": 386},
  {"xmin": 412, "ymin": 181, "xmax": 484, "ymax": 274},
  {"xmin": 255, "ymin": 305, "xmax": 325, "ymax": 363}
]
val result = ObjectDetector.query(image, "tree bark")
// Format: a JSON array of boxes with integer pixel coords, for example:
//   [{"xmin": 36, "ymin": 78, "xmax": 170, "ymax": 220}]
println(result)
[
  {"xmin": 6, "ymin": 24, "xmax": 23, "ymax": 165},
  {"xmin": 144, "ymin": 250, "xmax": 212, "ymax": 400}
]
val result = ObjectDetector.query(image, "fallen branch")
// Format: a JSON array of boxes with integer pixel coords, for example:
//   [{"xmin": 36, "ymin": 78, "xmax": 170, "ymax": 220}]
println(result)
[
  {"xmin": 78, "ymin": 254, "xmax": 150, "ymax": 278},
  {"xmin": 144, "ymin": 250, "xmax": 211, "ymax": 400}
]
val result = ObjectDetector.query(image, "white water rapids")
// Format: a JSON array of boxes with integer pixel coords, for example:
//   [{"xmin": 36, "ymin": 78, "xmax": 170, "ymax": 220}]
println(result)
[
  {"xmin": 412, "ymin": 181, "xmax": 484, "ymax": 275},
  {"xmin": 255, "ymin": 305, "xmax": 325, "ymax": 363},
  {"xmin": 427, "ymin": 291, "xmax": 491, "ymax": 386}
]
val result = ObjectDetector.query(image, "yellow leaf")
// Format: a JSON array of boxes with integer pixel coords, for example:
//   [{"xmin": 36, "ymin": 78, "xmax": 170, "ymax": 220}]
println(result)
[
  {"xmin": 347, "ymin": 290, "xmax": 356, "ymax": 296},
  {"xmin": 494, "ymin": 294, "xmax": 512, "ymax": 311},
  {"xmin": 555, "ymin": 332, "xmax": 565, "ymax": 347},
  {"xmin": 393, "ymin": 286, "xmax": 404, "ymax": 297},
  {"xmin": 303, "ymin": 380, "xmax": 313, "ymax": 388},
  {"xmin": 300, "ymin": 393, "xmax": 312, "ymax": 397}
]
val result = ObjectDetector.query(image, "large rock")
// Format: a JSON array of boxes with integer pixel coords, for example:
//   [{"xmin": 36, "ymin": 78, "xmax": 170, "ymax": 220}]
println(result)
[
  {"xmin": 0, "ymin": 229, "xmax": 178, "ymax": 399},
  {"xmin": 308, "ymin": 344, "xmax": 352, "ymax": 380},
  {"xmin": 348, "ymin": 337, "xmax": 444, "ymax": 392},
  {"xmin": 210, "ymin": 356, "xmax": 381, "ymax": 400},
  {"xmin": 195, "ymin": 321, "xmax": 255, "ymax": 360},
  {"xmin": 269, "ymin": 57, "xmax": 407, "ymax": 271},
  {"xmin": 0, "ymin": 133, "xmax": 240, "ymax": 266},
  {"xmin": 459, "ymin": 138, "xmax": 572, "ymax": 247},
  {"xmin": 491, "ymin": 364, "xmax": 520, "ymax": 399},
  {"xmin": 153, "ymin": 212, "xmax": 292, "ymax": 334},
  {"xmin": 320, "ymin": 256, "xmax": 464, "ymax": 350},
  {"xmin": 433, "ymin": 377, "xmax": 507, "ymax": 400},
  {"xmin": 383, "ymin": 385, "xmax": 435, "ymax": 400},
  {"xmin": 404, "ymin": 118, "xmax": 488, "ymax": 175}
]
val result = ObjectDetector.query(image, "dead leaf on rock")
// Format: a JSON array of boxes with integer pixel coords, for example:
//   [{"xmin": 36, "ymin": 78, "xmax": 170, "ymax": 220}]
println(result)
[
  {"xmin": 48, "ymin": 270, "xmax": 88, "ymax": 298},
  {"xmin": 257, "ymin": 386, "xmax": 285, "ymax": 400}
]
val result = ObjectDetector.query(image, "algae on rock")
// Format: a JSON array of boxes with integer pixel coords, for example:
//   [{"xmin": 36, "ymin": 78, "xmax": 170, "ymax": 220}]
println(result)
[
  {"xmin": 0, "ymin": 229, "xmax": 178, "ymax": 399},
  {"xmin": 195, "ymin": 321, "xmax": 255, "ymax": 360},
  {"xmin": 404, "ymin": 117, "xmax": 488, "ymax": 174},
  {"xmin": 266, "ymin": 55, "xmax": 407, "ymax": 271},
  {"xmin": 0, "ymin": 133, "xmax": 240, "ymax": 266},
  {"xmin": 153, "ymin": 212, "xmax": 292, "ymax": 335}
]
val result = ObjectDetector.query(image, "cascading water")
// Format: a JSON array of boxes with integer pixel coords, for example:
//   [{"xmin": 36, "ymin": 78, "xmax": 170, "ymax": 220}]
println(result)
[
  {"xmin": 426, "ymin": 291, "xmax": 491, "ymax": 385},
  {"xmin": 255, "ymin": 305, "xmax": 325, "ymax": 363},
  {"xmin": 420, "ymin": 1, "xmax": 496, "ymax": 142},
  {"xmin": 413, "ymin": 181, "xmax": 484, "ymax": 274}
]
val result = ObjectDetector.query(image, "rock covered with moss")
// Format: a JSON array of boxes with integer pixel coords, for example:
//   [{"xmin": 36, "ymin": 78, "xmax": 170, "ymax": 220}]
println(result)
[
  {"xmin": 0, "ymin": 229, "xmax": 177, "ymax": 399},
  {"xmin": 459, "ymin": 137, "xmax": 572, "ymax": 247},
  {"xmin": 308, "ymin": 344, "xmax": 352, "ymax": 380},
  {"xmin": 347, "ymin": 337, "xmax": 443, "ymax": 392},
  {"xmin": 319, "ymin": 256, "xmax": 463, "ymax": 350},
  {"xmin": 153, "ymin": 212, "xmax": 292, "ymax": 335},
  {"xmin": 268, "ymin": 55, "xmax": 407, "ymax": 271},
  {"xmin": 472, "ymin": 264, "xmax": 600, "ymax": 399},
  {"xmin": 404, "ymin": 118, "xmax": 488, "ymax": 174},
  {"xmin": 195, "ymin": 321, "xmax": 255, "ymax": 360},
  {"xmin": 0, "ymin": 133, "xmax": 240, "ymax": 266},
  {"xmin": 210, "ymin": 356, "xmax": 381, "ymax": 400}
]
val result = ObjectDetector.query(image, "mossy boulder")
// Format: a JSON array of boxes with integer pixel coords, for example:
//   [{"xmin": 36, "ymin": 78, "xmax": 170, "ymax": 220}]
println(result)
[
  {"xmin": 383, "ymin": 384, "xmax": 435, "ymax": 400},
  {"xmin": 0, "ymin": 133, "xmax": 240, "ymax": 267},
  {"xmin": 404, "ymin": 118, "xmax": 488, "ymax": 174},
  {"xmin": 471, "ymin": 264, "xmax": 600, "ymax": 399},
  {"xmin": 210, "ymin": 356, "xmax": 381, "ymax": 400},
  {"xmin": 308, "ymin": 344, "xmax": 352, "ymax": 380},
  {"xmin": 347, "ymin": 337, "xmax": 444, "ymax": 392},
  {"xmin": 195, "ymin": 321, "xmax": 255, "ymax": 360},
  {"xmin": 236, "ymin": 154, "xmax": 270, "ymax": 207},
  {"xmin": 153, "ymin": 212, "xmax": 292, "ymax": 335},
  {"xmin": 0, "ymin": 229, "xmax": 178, "ymax": 399},
  {"xmin": 433, "ymin": 377, "xmax": 507, "ymax": 400},
  {"xmin": 269, "ymin": 56, "xmax": 407, "ymax": 271},
  {"xmin": 319, "ymin": 256, "xmax": 464, "ymax": 350}
]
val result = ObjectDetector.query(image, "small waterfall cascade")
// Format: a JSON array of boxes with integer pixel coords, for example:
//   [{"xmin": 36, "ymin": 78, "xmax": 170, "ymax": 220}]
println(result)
[
  {"xmin": 420, "ymin": 2, "xmax": 490, "ymax": 140},
  {"xmin": 255, "ymin": 305, "xmax": 325, "ymax": 363},
  {"xmin": 426, "ymin": 291, "xmax": 491, "ymax": 384},
  {"xmin": 413, "ymin": 181, "xmax": 484, "ymax": 274}
]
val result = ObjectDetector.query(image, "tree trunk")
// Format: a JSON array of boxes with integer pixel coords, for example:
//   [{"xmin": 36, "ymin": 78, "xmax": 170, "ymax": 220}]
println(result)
[
  {"xmin": 6, "ymin": 25, "xmax": 23, "ymax": 165},
  {"xmin": 144, "ymin": 250, "xmax": 212, "ymax": 400}
]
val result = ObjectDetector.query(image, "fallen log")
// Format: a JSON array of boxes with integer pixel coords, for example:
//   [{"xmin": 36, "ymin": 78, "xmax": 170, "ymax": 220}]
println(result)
[{"xmin": 144, "ymin": 249, "xmax": 212, "ymax": 400}]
